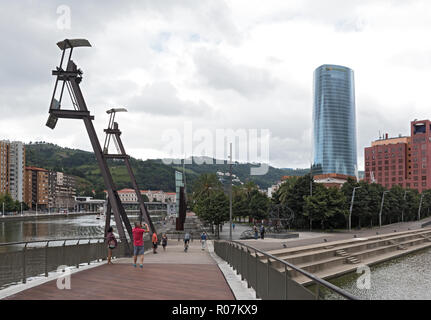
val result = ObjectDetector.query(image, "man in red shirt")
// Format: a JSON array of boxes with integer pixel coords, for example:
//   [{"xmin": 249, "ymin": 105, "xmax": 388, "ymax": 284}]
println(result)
[{"xmin": 132, "ymin": 221, "xmax": 149, "ymax": 268}]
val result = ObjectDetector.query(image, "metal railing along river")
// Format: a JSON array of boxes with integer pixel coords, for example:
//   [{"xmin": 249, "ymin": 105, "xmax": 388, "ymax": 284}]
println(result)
[
  {"xmin": 0, "ymin": 237, "xmax": 133, "ymax": 289},
  {"xmin": 214, "ymin": 240, "xmax": 358, "ymax": 300}
]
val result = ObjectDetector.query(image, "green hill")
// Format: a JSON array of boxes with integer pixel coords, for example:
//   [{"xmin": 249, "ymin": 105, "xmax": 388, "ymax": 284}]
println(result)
[{"xmin": 25, "ymin": 142, "xmax": 308, "ymax": 194}]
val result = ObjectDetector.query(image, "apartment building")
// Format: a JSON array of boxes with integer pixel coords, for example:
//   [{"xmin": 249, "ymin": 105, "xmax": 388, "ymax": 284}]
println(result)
[
  {"xmin": 364, "ymin": 120, "xmax": 431, "ymax": 192},
  {"xmin": 8, "ymin": 141, "xmax": 25, "ymax": 202},
  {"xmin": 0, "ymin": 141, "xmax": 8, "ymax": 195},
  {"xmin": 24, "ymin": 167, "xmax": 49, "ymax": 210},
  {"xmin": 48, "ymin": 171, "xmax": 76, "ymax": 210},
  {"xmin": 115, "ymin": 189, "xmax": 176, "ymax": 203}
]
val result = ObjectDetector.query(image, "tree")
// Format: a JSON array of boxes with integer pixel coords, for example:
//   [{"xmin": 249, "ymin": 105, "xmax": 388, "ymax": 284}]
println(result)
[
  {"xmin": 194, "ymin": 190, "xmax": 229, "ymax": 239},
  {"xmin": 249, "ymin": 189, "xmax": 270, "ymax": 221},
  {"xmin": 192, "ymin": 173, "xmax": 223, "ymax": 203}
]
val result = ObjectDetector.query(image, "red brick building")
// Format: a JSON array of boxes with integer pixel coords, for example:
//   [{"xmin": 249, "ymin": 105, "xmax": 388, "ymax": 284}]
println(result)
[{"xmin": 364, "ymin": 120, "xmax": 431, "ymax": 192}]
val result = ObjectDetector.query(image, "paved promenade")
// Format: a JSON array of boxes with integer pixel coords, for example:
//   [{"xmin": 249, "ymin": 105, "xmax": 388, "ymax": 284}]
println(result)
[{"xmin": 3, "ymin": 242, "xmax": 235, "ymax": 300}]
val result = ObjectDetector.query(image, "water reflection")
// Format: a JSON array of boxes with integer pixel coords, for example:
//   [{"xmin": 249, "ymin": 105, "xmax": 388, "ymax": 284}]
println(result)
[
  {"xmin": 325, "ymin": 248, "xmax": 431, "ymax": 300},
  {"xmin": 0, "ymin": 214, "xmax": 160, "ymax": 245}
]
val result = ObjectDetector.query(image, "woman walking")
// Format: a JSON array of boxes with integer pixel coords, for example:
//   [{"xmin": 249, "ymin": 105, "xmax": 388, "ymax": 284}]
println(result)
[
  {"xmin": 161, "ymin": 234, "xmax": 168, "ymax": 251},
  {"xmin": 106, "ymin": 226, "xmax": 117, "ymax": 265}
]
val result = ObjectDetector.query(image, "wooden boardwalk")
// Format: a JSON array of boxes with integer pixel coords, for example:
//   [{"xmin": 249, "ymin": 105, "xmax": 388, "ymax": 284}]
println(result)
[{"xmin": 3, "ymin": 242, "xmax": 235, "ymax": 300}]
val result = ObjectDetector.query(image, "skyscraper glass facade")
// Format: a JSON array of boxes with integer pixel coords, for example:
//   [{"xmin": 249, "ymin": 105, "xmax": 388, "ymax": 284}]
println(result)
[{"xmin": 312, "ymin": 64, "xmax": 357, "ymax": 177}]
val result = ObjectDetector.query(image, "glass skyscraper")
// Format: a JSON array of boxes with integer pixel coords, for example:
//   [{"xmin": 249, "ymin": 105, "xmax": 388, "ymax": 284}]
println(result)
[{"xmin": 312, "ymin": 64, "xmax": 357, "ymax": 177}]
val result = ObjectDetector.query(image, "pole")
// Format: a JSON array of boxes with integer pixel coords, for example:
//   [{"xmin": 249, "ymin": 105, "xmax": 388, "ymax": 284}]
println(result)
[
  {"xmin": 379, "ymin": 191, "xmax": 388, "ymax": 228},
  {"xmin": 418, "ymin": 193, "xmax": 424, "ymax": 221},
  {"xmin": 36, "ymin": 203, "xmax": 38, "ymax": 216},
  {"xmin": 2, "ymin": 202, "xmax": 4, "ymax": 216},
  {"xmin": 229, "ymin": 142, "xmax": 233, "ymax": 241},
  {"xmin": 349, "ymin": 187, "xmax": 361, "ymax": 232},
  {"xmin": 21, "ymin": 203, "xmax": 23, "ymax": 216}
]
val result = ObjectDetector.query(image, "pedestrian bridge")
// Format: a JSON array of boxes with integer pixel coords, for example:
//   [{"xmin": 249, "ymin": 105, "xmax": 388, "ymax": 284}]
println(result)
[{"xmin": 0, "ymin": 233, "xmax": 356, "ymax": 300}]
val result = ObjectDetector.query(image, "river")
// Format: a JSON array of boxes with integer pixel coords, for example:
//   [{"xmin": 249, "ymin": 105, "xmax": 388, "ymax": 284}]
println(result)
[{"xmin": 323, "ymin": 248, "xmax": 431, "ymax": 300}]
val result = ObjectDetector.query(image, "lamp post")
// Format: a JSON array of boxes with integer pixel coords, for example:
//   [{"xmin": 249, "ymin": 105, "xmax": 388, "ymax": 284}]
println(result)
[
  {"xmin": 309, "ymin": 162, "xmax": 313, "ymax": 231},
  {"xmin": 20, "ymin": 202, "xmax": 23, "ymax": 216},
  {"xmin": 349, "ymin": 186, "xmax": 361, "ymax": 232},
  {"xmin": 2, "ymin": 202, "xmax": 4, "ymax": 216},
  {"xmin": 229, "ymin": 142, "xmax": 233, "ymax": 241},
  {"xmin": 418, "ymin": 193, "xmax": 424, "ymax": 221},
  {"xmin": 401, "ymin": 190, "xmax": 410, "ymax": 223},
  {"xmin": 379, "ymin": 191, "xmax": 389, "ymax": 228}
]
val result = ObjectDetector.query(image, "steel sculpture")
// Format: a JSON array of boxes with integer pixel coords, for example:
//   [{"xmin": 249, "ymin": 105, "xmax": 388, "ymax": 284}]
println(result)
[{"xmin": 46, "ymin": 39, "xmax": 134, "ymax": 255}]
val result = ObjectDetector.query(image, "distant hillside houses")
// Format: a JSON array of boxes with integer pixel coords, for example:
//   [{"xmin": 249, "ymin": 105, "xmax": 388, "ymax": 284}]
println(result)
[
  {"xmin": 216, "ymin": 171, "xmax": 242, "ymax": 184},
  {"xmin": 110, "ymin": 189, "xmax": 176, "ymax": 203}
]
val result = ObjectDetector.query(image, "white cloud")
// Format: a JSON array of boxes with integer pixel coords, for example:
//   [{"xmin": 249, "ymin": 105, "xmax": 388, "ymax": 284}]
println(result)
[{"xmin": 1, "ymin": 0, "xmax": 431, "ymax": 171}]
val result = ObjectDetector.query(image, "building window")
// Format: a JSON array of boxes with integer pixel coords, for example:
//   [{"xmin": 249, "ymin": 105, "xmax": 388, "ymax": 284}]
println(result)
[{"xmin": 422, "ymin": 176, "xmax": 427, "ymax": 180}]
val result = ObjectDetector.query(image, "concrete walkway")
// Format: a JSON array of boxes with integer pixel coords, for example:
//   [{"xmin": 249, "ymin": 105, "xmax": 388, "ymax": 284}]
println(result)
[{"xmin": 241, "ymin": 216, "xmax": 431, "ymax": 252}]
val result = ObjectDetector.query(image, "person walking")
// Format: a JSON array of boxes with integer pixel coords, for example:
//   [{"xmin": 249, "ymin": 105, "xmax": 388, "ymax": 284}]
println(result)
[
  {"xmin": 260, "ymin": 225, "xmax": 265, "ymax": 240},
  {"xmin": 132, "ymin": 221, "xmax": 149, "ymax": 269},
  {"xmin": 161, "ymin": 234, "xmax": 168, "ymax": 251},
  {"xmin": 253, "ymin": 225, "xmax": 258, "ymax": 240},
  {"xmin": 152, "ymin": 232, "xmax": 158, "ymax": 254},
  {"xmin": 200, "ymin": 231, "xmax": 207, "ymax": 250},
  {"xmin": 232, "ymin": 223, "xmax": 236, "ymax": 231},
  {"xmin": 184, "ymin": 232, "xmax": 191, "ymax": 252},
  {"xmin": 106, "ymin": 226, "xmax": 117, "ymax": 265}
]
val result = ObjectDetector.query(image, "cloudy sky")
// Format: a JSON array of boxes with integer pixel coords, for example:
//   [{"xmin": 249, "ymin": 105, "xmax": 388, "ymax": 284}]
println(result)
[{"xmin": 1, "ymin": 0, "xmax": 431, "ymax": 170}]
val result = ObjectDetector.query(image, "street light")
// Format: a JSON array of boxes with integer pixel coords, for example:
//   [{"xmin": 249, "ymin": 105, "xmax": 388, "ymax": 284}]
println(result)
[
  {"xmin": 418, "ymin": 193, "xmax": 424, "ymax": 221},
  {"xmin": 402, "ymin": 190, "xmax": 410, "ymax": 222},
  {"xmin": 349, "ymin": 186, "xmax": 361, "ymax": 232},
  {"xmin": 379, "ymin": 191, "xmax": 389, "ymax": 228},
  {"xmin": 229, "ymin": 142, "xmax": 233, "ymax": 241}
]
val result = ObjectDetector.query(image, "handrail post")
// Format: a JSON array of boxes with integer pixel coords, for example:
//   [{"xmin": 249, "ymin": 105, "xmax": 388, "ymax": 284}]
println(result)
[
  {"xmin": 62, "ymin": 240, "xmax": 66, "ymax": 271},
  {"xmin": 88, "ymin": 239, "xmax": 91, "ymax": 265},
  {"xmin": 76, "ymin": 240, "xmax": 80, "ymax": 268},
  {"xmin": 267, "ymin": 258, "xmax": 270, "ymax": 299},
  {"xmin": 255, "ymin": 249, "xmax": 258, "ymax": 299},
  {"xmin": 315, "ymin": 281, "xmax": 320, "ymax": 300},
  {"xmin": 45, "ymin": 241, "xmax": 50, "ymax": 277},
  {"xmin": 22, "ymin": 243, "xmax": 28, "ymax": 284},
  {"xmin": 246, "ymin": 248, "xmax": 250, "ymax": 288},
  {"xmin": 284, "ymin": 264, "xmax": 288, "ymax": 300},
  {"xmin": 240, "ymin": 246, "xmax": 244, "ymax": 280}
]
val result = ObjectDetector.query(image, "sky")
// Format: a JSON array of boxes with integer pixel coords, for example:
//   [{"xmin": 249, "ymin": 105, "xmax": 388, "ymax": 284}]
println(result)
[{"xmin": 1, "ymin": 0, "xmax": 431, "ymax": 170}]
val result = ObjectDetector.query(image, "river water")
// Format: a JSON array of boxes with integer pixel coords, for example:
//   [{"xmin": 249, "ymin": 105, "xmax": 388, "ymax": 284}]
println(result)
[
  {"xmin": 0, "ymin": 214, "xmax": 161, "ymax": 247},
  {"xmin": 323, "ymin": 248, "xmax": 431, "ymax": 300}
]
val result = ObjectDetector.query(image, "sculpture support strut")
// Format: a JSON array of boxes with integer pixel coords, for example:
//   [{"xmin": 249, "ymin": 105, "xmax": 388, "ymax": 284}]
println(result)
[{"xmin": 46, "ymin": 39, "xmax": 135, "ymax": 255}]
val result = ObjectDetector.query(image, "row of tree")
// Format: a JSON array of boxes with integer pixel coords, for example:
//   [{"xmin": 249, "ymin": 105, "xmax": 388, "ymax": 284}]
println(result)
[
  {"xmin": 191, "ymin": 174, "xmax": 270, "ymax": 237},
  {"xmin": 0, "ymin": 193, "xmax": 28, "ymax": 213},
  {"xmin": 273, "ymin": 174, "xmax": 431, "ymax": 230},
  {"xmin": 191, "ymin": 172, "xmax": 431, "ymax": 233}
]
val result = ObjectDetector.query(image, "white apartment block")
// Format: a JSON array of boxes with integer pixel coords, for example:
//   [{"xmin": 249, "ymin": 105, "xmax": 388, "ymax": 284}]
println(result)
[
  {"xmin": 0, "ymin": 140, "xmax": 25, "ymax": 202},
  {"xmin": 8, "ymin": 141, "xmax": 25, "ymax": 202},
  {"xmin": 116, "ymin": 189, "xmax": 176, "ymax": 203}
]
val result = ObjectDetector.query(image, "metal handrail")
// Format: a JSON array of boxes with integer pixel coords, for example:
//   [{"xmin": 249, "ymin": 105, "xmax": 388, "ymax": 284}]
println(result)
[
  {"xmin": 226, "ymin": 240, "xmax": 358, "ymax": 300},
  {"xmin": 0, "ymin": 237, "xmax": 114, "ymax": 247}
]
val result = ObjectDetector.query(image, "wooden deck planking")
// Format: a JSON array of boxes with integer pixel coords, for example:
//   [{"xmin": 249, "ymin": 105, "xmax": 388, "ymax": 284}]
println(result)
[{"xmin": 4, "ymin": 263, "xmax": 235, "ymax": 300}]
